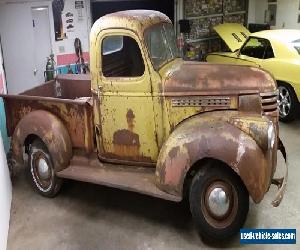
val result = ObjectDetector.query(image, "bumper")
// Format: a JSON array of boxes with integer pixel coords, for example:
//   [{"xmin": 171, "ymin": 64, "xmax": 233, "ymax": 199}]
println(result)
[{"xmin": 271, "ymin": 139, "xmax": 288, "ymax": 207}]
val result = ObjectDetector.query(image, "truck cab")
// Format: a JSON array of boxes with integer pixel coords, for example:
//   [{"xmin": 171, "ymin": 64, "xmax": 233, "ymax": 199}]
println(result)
[{"xmin": 1, "ymin": 10, "xmax": 287, "ymax": 241}]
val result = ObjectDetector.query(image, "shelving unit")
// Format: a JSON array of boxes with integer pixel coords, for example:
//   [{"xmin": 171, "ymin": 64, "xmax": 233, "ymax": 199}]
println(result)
[{"xmin": 183, "ymin": 0, "xmax": 248, "ymax": 59}]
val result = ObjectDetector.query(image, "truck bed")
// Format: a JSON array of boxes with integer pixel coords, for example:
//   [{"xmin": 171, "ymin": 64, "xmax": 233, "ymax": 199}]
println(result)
[{"xmin": 0, "ymin": 74, "xmax": 94, "ymax": 153}]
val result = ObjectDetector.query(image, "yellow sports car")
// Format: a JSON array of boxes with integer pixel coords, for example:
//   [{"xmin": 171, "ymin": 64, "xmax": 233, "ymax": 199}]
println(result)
[{"xmin": 206, "ymin": 23, "xmax": 300, "ymax": 122}]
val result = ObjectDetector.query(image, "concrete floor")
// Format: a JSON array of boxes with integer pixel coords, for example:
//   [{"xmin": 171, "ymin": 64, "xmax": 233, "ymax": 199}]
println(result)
[{"xmin": 7, "ymin": 120, "xmax": 300, "ymax": 250}]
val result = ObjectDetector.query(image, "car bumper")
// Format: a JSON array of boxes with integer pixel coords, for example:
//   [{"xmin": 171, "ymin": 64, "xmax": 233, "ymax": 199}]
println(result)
[{"xmin": 271, "ymin": 138, "xmax": 288, "ymax": 207}]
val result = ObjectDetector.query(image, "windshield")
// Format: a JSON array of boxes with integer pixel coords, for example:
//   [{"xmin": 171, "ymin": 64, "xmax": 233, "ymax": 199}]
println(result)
[{"xmin": 145, "ymin": 23, "xmax": 180, "ymax": 69}]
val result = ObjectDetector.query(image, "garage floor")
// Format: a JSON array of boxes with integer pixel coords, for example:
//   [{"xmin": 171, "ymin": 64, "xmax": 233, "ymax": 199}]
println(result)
[{"xmin": 7, "ymin": 121, "xmax": 299, "ymax": 250}]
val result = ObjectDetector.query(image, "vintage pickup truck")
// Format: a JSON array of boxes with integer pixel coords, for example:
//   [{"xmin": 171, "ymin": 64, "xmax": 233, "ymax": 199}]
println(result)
[{"xmin": 1, "ymin": 10, "xmax": 287, "ymax": 241}]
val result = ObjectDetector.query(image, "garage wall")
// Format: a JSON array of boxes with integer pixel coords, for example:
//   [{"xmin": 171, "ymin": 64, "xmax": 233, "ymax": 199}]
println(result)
[
  {"xmin": 0, "ymin": 38, "xmax": 6, "ymax": 94},
  {"xmin": 253, "ymin": 0, "xmax": 268, "ymax": 24},
  {"xmin": 0, "ymin": 37, "xmax": 9, "ymax": 152},
  {"xmin": 247, "ymin": 0, "xmax": 256, "ymax": 23},
  {"xmin": 275, "ymin": 0, "xmax": 300, "ymax": 29},
  {"xmin": 0, "ymin": 0, "xmax": 91, "ymax": 94},
  {"xmin": 252, "ymin": 0, "xmax": 300, "ymax": 29},
  {"xmin": 0, "ymin": 32, "xmax": 11, "ymax": 250},
  {"xmin": 0, "ymin": 133, "xmax": 12, "ymax": 250},
  {"xmin": 54, "ymin": 0, "xmax": 91, "ymax": 73}
]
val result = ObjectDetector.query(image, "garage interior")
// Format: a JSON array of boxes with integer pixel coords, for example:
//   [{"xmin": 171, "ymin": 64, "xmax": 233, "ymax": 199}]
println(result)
[{"xmin": 0, "ymin": 0, "xmax": 300, "ymax": 249}]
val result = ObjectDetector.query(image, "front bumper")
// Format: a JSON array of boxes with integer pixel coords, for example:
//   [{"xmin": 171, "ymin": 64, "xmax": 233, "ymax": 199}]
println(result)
[{"xmin": 271, "ymin": 138, "xmax": 288, "ymax": 207}]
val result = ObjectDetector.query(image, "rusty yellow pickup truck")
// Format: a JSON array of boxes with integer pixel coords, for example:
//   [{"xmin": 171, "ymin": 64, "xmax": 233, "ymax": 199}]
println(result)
[{"xmin": 1, "ymin": 10, "xmax": 287, "ymax": 241}]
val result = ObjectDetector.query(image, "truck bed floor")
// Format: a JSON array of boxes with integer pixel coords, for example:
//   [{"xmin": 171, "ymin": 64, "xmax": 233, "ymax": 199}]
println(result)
[{"xmin": 57, "ymin": 154, "xmax": 181, "ymax": 202}]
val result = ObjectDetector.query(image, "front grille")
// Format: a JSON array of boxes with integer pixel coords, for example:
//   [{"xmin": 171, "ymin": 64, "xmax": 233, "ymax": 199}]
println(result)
[
  {"xmin": 171, "ymin": 97, "xmax": 230, "ymax": 107},
  {"xmin": 260, "ymin": 90, "xmax": 279, "ymax": 116}
]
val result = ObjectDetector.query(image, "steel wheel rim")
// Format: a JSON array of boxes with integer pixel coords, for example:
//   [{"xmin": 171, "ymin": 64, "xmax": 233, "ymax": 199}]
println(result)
[
  {"xmin": 202, "ymin": 180, "xmax": 238, "ymax": 229},
  {"xmin": 31, "ymin": 150, "xmax": 52, "ymax": 191},
  {"xmin": 278, "ymin": 86, "xmax": 291, "ymax": 118}
]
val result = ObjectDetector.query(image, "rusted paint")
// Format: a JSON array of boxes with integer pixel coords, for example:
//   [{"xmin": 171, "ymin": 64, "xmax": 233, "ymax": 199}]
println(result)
[
  {"xmin": 102, "ymin": 109, "xmax": 153, "ymax": 163},
  {"xmin": 11, "ymin": 110, "xmax": 72, "ymax": 172},
  {"xmin": 156, "ymin": 111, "xmax": 278, "ymax": 203},
  {"xmin": 228, "ymin": 116, "xmax": 270, "ymax": 151},
  {"xmin": 271, "ymin": 139, "xmax": 288, "ymax": 207},
  {"xmin": 21, "ymin": 74, "xmax": 91, "ymax": 98},
  {"xmin": 2, "ymin": 75, "xmax": 94, "ymax": 153},
  {"xmin": 0, "ymin": 10, "xmax": 284, "ymax": 208},
  {"xmin": 238, "ymin": 94, "xmax": 262, "ymax": 114},
  {"xmin": 113, "ymin": 109, "xmax": 140, "ymax": 156},
  {"xmin": 162, "ymin": 61, "xmax": 276, "ymax": 96},
  {"xmin": 113, "ymin": 110, "xmax": 139, "ymax": 144},
  {"xmin": 57, "ymin": 152, "xmax": 180, "ymax": 202}
]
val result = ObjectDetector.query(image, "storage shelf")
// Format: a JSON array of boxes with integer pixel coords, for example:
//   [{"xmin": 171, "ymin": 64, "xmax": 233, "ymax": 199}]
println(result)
[
  {"xmin": 186, "ymin": 13, "xmax": 223, "ymax": 20},
  {"xmin": 224, "ymin": 10, "xmax": 246, "ymax": 15},
  {"xmin": 187, "ymin": 11, "xmax": 246, "ymax": 20},
  {"xmin": 187, "ymin": 36, "xmax": 219, "ymax": 43}
]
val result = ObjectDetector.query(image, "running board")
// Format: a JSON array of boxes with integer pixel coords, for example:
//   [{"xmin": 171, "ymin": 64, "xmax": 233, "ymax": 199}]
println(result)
[{"xmin": 57, "ymin": 155, "xmax": 181, "ymax": 202}]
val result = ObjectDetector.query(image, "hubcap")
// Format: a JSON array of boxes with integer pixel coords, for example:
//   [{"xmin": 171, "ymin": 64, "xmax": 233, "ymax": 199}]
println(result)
[
  {"xmin": 37, "ymin": 158, "xmax": 50, "ymax": 180},
  {"xmin": 202, "ymin": 180, "xmax": 238, "ymax": 228},
  {"xmin": 207, "ymin": 187, "xmax": 230, "ymax": 218},
  {"xmin": 278, "ymin": 86, "xmax": 291, "ymax": 118}
]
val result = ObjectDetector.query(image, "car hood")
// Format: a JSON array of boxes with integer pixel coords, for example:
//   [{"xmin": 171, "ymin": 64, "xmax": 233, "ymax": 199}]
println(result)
[
  {"xmin": 162, "ymin": 60, "xmax": 276, "ymax": 95},
  {"xmin": 213, "ymin": 23, "xmax": 251, "ymax": 52}
]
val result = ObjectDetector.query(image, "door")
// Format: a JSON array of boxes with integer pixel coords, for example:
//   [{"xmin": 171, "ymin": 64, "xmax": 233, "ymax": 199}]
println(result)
[
  {"xmin": 0, "ymin": 3, "xmax": 51, "ymax": 94},
  {"xmin": 32, "ymin": 7, "xmax": 52, "ymax": 84},
  {"xmin": 97, "ymin": 29, "xmax": 158, "ymax": 165}
]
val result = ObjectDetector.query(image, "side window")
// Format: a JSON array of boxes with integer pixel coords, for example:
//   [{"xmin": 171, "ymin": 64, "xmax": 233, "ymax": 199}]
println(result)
[
  {"xmin": 264, "ymin": 43, "xmax": 275, "ymax": 59},
  {"xmin": 101, "ymin": 35, "xmax": 145, "ymax": 78},
  {"xmin": 240, "ymin": 37, "xmax": 274, "ymax": 59}
]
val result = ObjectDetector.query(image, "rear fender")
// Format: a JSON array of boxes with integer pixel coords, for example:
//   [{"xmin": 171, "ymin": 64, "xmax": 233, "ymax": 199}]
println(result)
[
  {"xmin": 156, "ymin": 114, "xmax": 269, "ymax": 203},
  {"xmin": 11, "ymin": 110, "xmax": 72, "ymax": 172}
]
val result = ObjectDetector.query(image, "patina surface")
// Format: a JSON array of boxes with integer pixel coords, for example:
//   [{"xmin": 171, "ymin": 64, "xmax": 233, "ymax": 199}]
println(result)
[
  {"xmin": 156, "ymin": 111, "xmax": 276, "ymax": 203},
  {"xmin": 162, "ymin": 61, "xmax": 276, "ymax": 95},
  {"xmin": 11, "ymin": 110, "xmax": 72, "ymax": 172},
  {"xmin": 0, "ymin": 10, "xmax": 286, "ymax": 207},
  {"xmin": 2, "ymin": 75, "xmax": 94, "ymax": 162}
]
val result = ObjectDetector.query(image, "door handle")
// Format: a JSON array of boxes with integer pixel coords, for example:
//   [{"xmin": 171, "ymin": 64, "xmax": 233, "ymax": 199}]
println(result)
[
  {"xmin": 97, "ymin": 86, "xmax": 103, "ymax": 102},
  {"xmin": 33, "ymin": 69, "xmax": 37, "ymax": 75}
]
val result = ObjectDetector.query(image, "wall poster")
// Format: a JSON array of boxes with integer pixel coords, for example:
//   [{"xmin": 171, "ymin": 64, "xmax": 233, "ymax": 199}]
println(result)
[{"xmin": 52, "ymin": 0, "xmax": 66, "ymax": 41}]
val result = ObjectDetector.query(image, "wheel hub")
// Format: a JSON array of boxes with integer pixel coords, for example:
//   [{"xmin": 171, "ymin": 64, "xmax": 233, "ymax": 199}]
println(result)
[
  {"xmin": 37, "ymin": 158, "xmax": 50, "ymax": 180},
  {"xmin": 278, "ymin": 86, "xmax": 291, "ymax": 117},
  {"xmin": 207, "ymin": 187, "xmax": 230, "ymax": 218}
]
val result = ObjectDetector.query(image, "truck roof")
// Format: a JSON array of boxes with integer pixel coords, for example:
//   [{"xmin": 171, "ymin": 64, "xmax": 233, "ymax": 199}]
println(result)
[{"xmin": 90, "ymin": 10, "xmax": 171, "ymax": 39}]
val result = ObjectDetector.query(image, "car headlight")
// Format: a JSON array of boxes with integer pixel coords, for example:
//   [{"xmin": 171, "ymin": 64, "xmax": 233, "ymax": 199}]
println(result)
[{"xmin": 268, "ymin": 121, "xmax": 275, "ymax": 150}]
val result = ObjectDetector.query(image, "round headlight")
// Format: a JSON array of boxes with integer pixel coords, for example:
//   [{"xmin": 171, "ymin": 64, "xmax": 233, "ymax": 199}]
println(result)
[{"xmin": 268, "ymin": 122, "xmax": 275, "ymax": 150}]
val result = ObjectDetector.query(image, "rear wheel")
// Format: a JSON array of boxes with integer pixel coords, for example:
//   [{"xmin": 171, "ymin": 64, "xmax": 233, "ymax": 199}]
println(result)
[
  {"xmin": 29, "ymin": 139, "xmax": 63, "ymax": 197},
  {"xmin": 189, "ymin": 163, "xmax": 249, "ymax": 241},
  {"xmin": 278, "ymin": 83, "xmax": 298, "ymax": 122}
]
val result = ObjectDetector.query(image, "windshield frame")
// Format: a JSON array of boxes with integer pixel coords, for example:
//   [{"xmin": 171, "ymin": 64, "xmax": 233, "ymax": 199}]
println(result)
[{"xmin": 144, "ymin": 22, "xmax": 180, "ymax": 70}]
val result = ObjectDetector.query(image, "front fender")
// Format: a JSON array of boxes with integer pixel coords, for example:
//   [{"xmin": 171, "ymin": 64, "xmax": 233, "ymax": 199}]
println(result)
[
  {"xmin": 156, "ymin": 113, "xmax": 271, "ymax": 203},
  {"xmin": 11, "ymin": 110, "xmax": 72, "ymax": 172}
]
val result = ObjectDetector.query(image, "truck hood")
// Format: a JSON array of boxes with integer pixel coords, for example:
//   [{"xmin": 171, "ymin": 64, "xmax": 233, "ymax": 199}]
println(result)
[
  {"xmin": 162, "ymin": 61, "xmax": 276, "ymax": 95},
  {"xmin": 213, "ymin": 23, "xmax": 251, "ymax": 52}
]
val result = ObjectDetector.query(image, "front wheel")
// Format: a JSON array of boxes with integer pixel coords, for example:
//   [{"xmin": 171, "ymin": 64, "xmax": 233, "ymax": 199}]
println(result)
[
  {"xmin": 29, "ymin": 139, "xmax": 63, "ymax": 197},
  {"xmin": 189, "ymin": 163, "xmax": 249, "ymax": 241}
]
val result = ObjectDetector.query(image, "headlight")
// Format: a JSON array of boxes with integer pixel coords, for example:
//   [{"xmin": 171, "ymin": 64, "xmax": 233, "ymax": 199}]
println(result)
[{"xmin": 268, "ymin": 121, "xmax": 275, "ymax": 150}]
